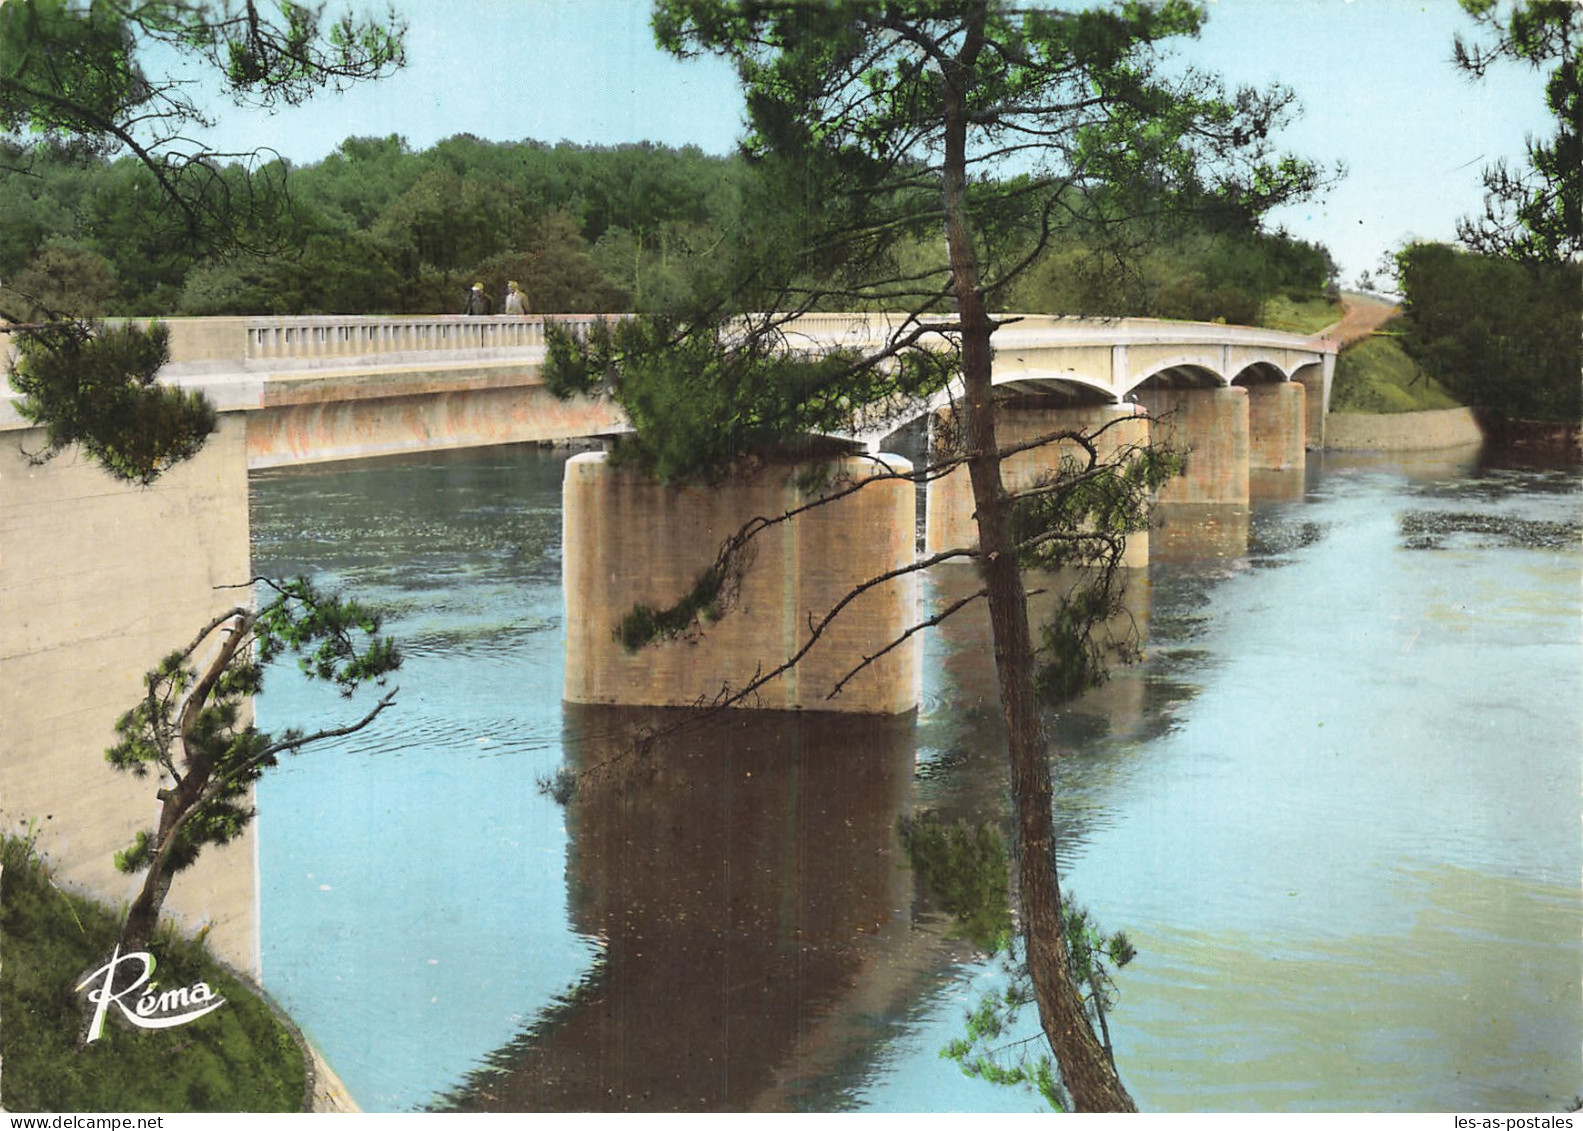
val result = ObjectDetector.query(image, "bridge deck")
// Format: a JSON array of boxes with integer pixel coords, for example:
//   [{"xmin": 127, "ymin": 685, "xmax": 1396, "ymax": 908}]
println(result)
[{"xmin": 1, "ymin": 313, "xmax": 1336, "ymax": 453}]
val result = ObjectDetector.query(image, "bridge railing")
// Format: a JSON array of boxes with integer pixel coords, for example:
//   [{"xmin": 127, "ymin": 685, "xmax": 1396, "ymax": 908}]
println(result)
[
  {"xmin": 147, "ymin": 314, "xmax": 615, "ymax": 368},
  {"xmin": 245, "ymin": 315, "xmax": 547, "ymax": 360},
  {"xmin": 773, "ymin": 311, "xmax": 1336, "ymax": 354},
  {"xmin": 244, "ymin": 314, "xmax": 627, "ymax": 365}
]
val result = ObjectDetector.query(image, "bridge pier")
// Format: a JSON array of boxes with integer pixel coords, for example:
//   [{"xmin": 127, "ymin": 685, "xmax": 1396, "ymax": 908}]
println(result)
[
  {"xmin": 1292, "ymin": 359, "xmax": 1333, "ymax": 450},
  {"xmin": 1133, "ymin": 385, "xmax": 1250, "ymax": 505},
  {"xmin": 930, "ymin": 560, "xmax": 1151, "ymax": 735},
  {"xmin": 1246, "ymin": 379, "xmax": 1306, "ymax": 471},
  {"xmin": 925, "ymin": 402, "xmax": 1152, "ymax": 566},
  {"xmin": 562, "ymin": 450, "xmax": 920, "ymax": 714}
]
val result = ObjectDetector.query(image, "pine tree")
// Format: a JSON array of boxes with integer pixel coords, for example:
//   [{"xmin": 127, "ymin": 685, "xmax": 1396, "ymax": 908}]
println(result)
[
  {"xmin": 1453, "ymin": 0, "xmax": 1581, "ymax": 264},
  {"xmin": 108, "ymin": 578, "xmax": 400, "ymax": 957},
  {"xmin": 547, "ymin": 0, "xmax": 1327, "ymax": 1110}
]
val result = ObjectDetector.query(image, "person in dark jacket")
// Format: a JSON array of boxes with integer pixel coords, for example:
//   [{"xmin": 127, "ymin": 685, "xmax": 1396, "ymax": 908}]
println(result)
[{"xmin": 464, "ymin": 282, "xmax": 490, "ymax": 315}]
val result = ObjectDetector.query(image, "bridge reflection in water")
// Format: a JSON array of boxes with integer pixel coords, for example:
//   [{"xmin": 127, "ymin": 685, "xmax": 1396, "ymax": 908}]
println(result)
[{"xmin": 437, "ymin": 706, "xmax": 915, "ymax": 1112}]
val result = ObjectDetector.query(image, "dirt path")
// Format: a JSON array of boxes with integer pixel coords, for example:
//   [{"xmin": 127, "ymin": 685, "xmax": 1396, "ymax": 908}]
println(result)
[{"xmin": 1316, "ymin": 291, "xmax": 1401, "ymax": 349}]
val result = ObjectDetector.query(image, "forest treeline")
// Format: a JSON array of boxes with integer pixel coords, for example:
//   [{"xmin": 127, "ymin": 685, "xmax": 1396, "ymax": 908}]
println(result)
[
  {"xmin": 0, "ymin": 132, "xmax": 1337, "ymax": 324},
  {"xmin": 1395, "ymin": 242, "xmax": 1580, "ymax": 425}
]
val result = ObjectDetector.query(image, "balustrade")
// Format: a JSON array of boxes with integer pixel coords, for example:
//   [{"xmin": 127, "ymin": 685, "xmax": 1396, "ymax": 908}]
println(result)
[{"xmin": 242, "ymin": 315, "xmax": 552, "ymax": 362}]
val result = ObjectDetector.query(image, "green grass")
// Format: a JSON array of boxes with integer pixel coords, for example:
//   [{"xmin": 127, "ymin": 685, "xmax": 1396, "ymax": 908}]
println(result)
[
  {"xmin": 1259, "ymin": 295, "xmax": 1344, "ymax": 335},
  {"xmin": 0, "ymin": 833, "xmax": 306, "ymax": 1113},
  {"xmin": 1331, "ymin": 335, "xmax": 1463, "ymax": 414}
]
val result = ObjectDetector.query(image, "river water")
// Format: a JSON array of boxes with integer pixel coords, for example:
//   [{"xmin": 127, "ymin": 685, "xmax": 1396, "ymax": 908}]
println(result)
[{"xmin": 250, "ymin": 442, "xmax": 1581, "ymax": 1113}]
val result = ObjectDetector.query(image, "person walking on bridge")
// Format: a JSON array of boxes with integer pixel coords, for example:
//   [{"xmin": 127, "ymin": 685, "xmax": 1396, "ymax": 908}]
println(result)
[
  {"xmin": 503, "ymin": 280, "xmax": 527, "ymax": 315},
  {"xmin": 464, "ymin": 282, "xmax": 491, "ymax": 315}
]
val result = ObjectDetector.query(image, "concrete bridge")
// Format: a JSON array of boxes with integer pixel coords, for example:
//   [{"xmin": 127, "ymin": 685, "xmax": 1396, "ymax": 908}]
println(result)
[
  {"xmin": 0, "ymin": 311, "xmax": 1332, "ymax": 976},
  {"xmin": 0, "ymin": 314, "xmax": 626, "ymax": 467},
  {"xmin": 2, "ymin": 310, "xmax": 1335, "ymax": 467},
  {"xmin": 782, "ymin": 310, "xmax": 1334, "ymax": 443},
  {"xmin": 772, "ymin": 312, "xmax": 1333, "ymax": 553}
]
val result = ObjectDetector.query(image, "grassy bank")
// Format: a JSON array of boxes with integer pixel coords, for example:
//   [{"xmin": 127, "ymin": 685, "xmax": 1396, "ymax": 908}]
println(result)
[
  {"xmin": 1259, "ymin": 295, "xmax": 1343, "ymax": 335},
  {"xmin": 1331, "ymin": 335, "xmax": 1462, "ymax": 414},
  {"xmin": 0, "ymin": 833, "xmax": 306, "ymax": 1113}
]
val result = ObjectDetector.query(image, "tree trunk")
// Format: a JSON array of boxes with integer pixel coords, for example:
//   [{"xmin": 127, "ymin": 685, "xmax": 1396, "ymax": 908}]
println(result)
[
  {"xmin": 118, "ymin": 853, "xmax": 176, "ymax": 954},
  {"xmin": 116, "ymin": 612, "xmax": 246, "ymax": 955},
  {"xmin": 118, "ymin": 785, "xmax": 197, "ymax": 954},
  {"xmin": 940, "ymin": 6, "xmax": 1137, "ymax": 1111}
]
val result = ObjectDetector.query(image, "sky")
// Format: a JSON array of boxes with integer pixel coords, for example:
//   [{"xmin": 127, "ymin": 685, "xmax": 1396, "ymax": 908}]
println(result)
[{"xmin": 187, "ymin": 0, "xmax": 1556, "ymax": 286}]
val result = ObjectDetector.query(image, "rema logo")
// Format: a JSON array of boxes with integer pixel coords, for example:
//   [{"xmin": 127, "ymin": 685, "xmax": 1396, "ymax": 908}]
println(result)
[{"xmin": 75, "ymin": 946, "xmax": 226, "ymax": 1043}]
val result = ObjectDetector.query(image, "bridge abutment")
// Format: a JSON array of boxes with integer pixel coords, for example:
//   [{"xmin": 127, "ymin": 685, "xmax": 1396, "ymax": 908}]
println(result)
[
  {"xmin": 562, "ymin": 451, "xmax": 920, "ymax": 714},
  {"xmin": 0, "ymin": 418, "xmax": 259, "ymax": 974}
]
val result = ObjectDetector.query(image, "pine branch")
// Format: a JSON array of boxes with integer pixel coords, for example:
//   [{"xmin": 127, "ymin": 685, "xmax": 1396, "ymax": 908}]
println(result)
[
  {"xmin": 707, "ymin": 544, "xmax": 981, "ymax": 711},
  {"xmin": 161, "ymin": 689, "xmax": 399, "ymax": 875},
  {"xmin": 250, "ymin": 689, "xmax": 399, "ymax": 763},
  {"xmin": 171, "ymin": 610, "xmax": 252, "ymax": 780},
  {"xmin": 826, "ymin": 583, "xmax": 988, "ymax": 700}
]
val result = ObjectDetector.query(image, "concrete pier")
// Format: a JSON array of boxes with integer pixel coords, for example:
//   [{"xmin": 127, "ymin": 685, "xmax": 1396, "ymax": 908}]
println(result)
[
  {"xmin": 1246, "ymin": 380, "xmax": 1306, "ymax": 471},
  {"xmin": 1291, "ymin": 360, "xmax": 1333, "ymax": 451},
  {"xmin": 925, "ymin": 401, "xmax": 1152, "ymax": 567},
  {"xmin": 1133, "ymin": 385, "xmax": 1250, "ymax": 505},
  {"xmin": 562, "ymin": 451, "xmax": 920, "ymax": 714}
]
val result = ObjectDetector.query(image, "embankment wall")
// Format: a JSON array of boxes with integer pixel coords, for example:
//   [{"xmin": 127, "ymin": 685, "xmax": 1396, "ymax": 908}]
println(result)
[{"xmin": 1324, "ymin": 407, "xmax": 1484, "ymax": 451}]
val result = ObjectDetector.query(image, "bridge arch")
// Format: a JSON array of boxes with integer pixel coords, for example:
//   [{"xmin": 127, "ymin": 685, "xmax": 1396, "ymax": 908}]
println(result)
[
  {"xmin": 1231, "ymin": 360, "xmax": 1292, "ymax": 386},
  {"xmin": 1122, "ymin": 362, "xmax": 1226, "ymax": 399},
  {"xmin": 990, "ymin": 370, "xmax": 1121, "ymax": 404}
]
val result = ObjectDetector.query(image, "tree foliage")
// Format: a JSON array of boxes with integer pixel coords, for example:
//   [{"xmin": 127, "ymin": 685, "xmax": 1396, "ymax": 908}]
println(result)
[
  {"xmin": 0, "ymin": 0, "xmax": 405, "ymax": 251},
  {"xmin": 1396, "ymin": 241, "xmax": 1581, "ymax": 423},
  {"xmin": 3, "ymin": 242, "xmax": 116, "ymax": 318},
  {"xmin": 899, "ymin": 817, "xmax": 1014, "ymax": 954},
  {"xmin": 1453, "ymin": 0, "xmax": 1581, "ymax": 263},
  {"xmin": 0, "ymin": 128, "xmax": 1335, "ymax": 322},
  {"xmin": 6, "ymin": 318, "xmax": 216, "ymax": 485},
  {"xmin": 902, "ymin": 816, "xmax": 1135, "ymax": 1112},
  {"xmin": 548, "ymin": 313, "xmax": 957, "ymax": 482},
  {"xmin": 1, "ymin": 0, "xmax": 408, "ymax": 486},
  {"xmin": 108, "ymin": 576, "xmax": 400, "ymax": 955}
]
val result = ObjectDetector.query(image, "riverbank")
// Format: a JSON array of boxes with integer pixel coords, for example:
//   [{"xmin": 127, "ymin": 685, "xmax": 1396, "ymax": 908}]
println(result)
[
  {"xmin": 1317, "ymin": 293, "xmax": 1578, "ymax": 460},
  {"xmin": 1318, "ymin": 293, "xmax": 1478, "ymax": 452},
  {"xmin": 1323, "ymin": 405, "xmax": 1581, "ymax": 461},
  {"xmin": 1473, "ymin": 412, "xmax": 1583, "ymax": 463},
  {"xmin": 0, "ymin": 833, "xmax": 309, "ymax": 1112},
  {"xmin": 307, "ymin": 1046, "xmax": 361, "ymax": 1112}
]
